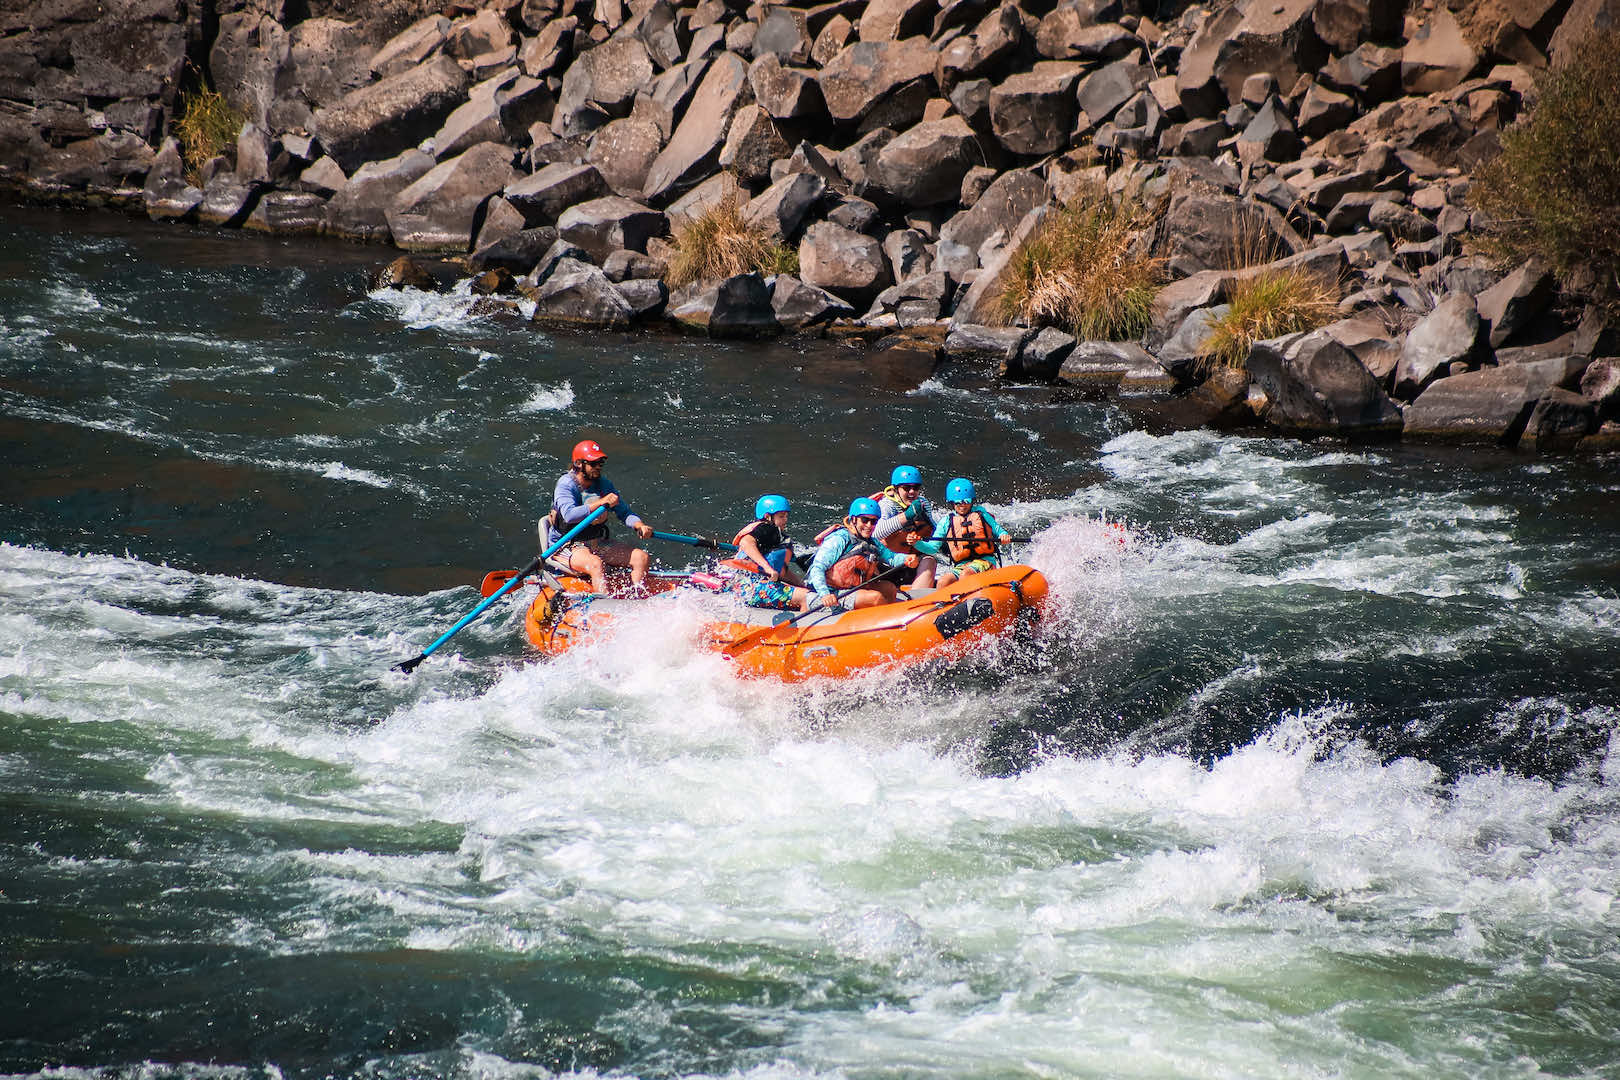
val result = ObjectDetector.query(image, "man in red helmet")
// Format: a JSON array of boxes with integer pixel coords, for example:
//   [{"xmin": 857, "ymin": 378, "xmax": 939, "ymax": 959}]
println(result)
[{"xmin": 542, "ymin": 439, "xmax": 655, "ymax": 593}]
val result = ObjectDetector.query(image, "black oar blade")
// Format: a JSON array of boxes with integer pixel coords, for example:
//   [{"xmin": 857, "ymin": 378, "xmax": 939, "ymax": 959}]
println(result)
[{"xmin": 393, "ymin": 654, "xmax": 427, "ymax": 674}]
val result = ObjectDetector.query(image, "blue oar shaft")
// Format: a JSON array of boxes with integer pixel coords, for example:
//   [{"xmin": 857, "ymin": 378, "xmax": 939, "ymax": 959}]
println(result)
[
  {"xmin": 650, "ymin": 529, "xmax": 738, "ymax": 552},
  {"xmin": 398, "ymin": 505, "xmax": 607, "ymax": 672}
]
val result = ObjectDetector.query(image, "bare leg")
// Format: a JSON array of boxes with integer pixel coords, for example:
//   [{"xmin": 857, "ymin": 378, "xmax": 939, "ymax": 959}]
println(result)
[
  {"xmin": 565, "ymin": 546, "xmax": 608, "ymax": 593},
  {"xmin": 912, "ymin": 556, "xmax": 937, "ymax": 590}
]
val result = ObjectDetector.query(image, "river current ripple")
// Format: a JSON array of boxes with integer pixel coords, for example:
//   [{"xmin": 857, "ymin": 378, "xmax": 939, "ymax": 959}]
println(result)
[{"xmin": 3, "ymin": 205, "xmax": 1619, "ymax": 1079}]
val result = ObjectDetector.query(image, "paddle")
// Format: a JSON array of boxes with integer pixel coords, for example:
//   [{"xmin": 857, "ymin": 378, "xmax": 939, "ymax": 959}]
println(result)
[
  {"xmin": 649, "ymin": 529, "xmax": 739, "ymax": 552},
  {"xmin": 392, "ymin": 504, "xmax": 608, "ymax": 674},
  {"xmin": 720, "ymin": 562, "xmax": 910, "ymax": 659}
]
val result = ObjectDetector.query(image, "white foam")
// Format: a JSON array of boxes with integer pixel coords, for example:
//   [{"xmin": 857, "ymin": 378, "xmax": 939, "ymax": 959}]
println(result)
[{"xmin": 517, "ymin": 380, "xmax": 576, "ymax": 413}]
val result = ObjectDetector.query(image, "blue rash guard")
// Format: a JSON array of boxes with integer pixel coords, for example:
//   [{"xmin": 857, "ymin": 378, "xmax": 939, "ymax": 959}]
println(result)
[
  {"xmin": 543, "ymin": 471, "xmax": 642, "ymax": 547},
  {"xmin": 807, "ymin": 527, "xmax": 911, "ymax": 602},
  {"xmin": 918, "ymin": 504, "xmax": 1007, "ymax": 564}
]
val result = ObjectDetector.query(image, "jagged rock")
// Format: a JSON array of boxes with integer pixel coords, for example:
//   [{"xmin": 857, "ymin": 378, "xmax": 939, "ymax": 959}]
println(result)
[
  {"xmin": 937, "ymin": 169, "xmax": 1048, "ymax": 274},
  {"xmin": 1159, "ymin": 191, "xmax": 1302, "ymax": 277},
  {"xmin": 1237, "ymin": 97, "xmax": 1302, "ymax": 165},
  {"xmin": 470, "ymin": 226, "xmax": 561, "ymax": 272},
  {"xmin": 636, "ymin": 0, "xmax": 689, "ymax": 69},
  {"xmin": 1580, "ymin": 357, "xmax": 1620, "ymax": 420},
  {"xmin": 1150, "ymin": 270, "xmax": 1228, "ymax": 348},
  {"xmin": 602, "ymin": 249, "xmax": 667, "ymax": 281},
  {"xmin": 799, "ymin": 221, "xmax": 892, "ymax": 305},
  {"xmin": 1367, "ymin": 199, "xmax": 1438, "ymax": 243},
  {"xmin": 772, "ymin": 274, "xmax": 858, "ymax": 330},
  {"xmin": 553, "ymin": 36, "xmax": 655, "ymax": 137},
  {"xmin": 945, "ymin": 323, "xmax": 1033, "ymax": 363},
  {"xmin": 1056, "ymin": 341, "xmax": 1176, "ymax": 393},
  {"xmin": 882, "ymin": 228, "xmax": 932, "ymax": 283},
  {"xmin": 1169, "ymin": 119, "xmax": 1229, "ymax": 157},
  {"xmin": 323, "ymin": 149, "xmax": 435, "ymax": 242},
  {"xmin": 1077, "ymin": 59, "xmax": 1152, "ymax": 129},
  {"xmin": 644, "ymin": 51, "xmax": 753, "ymax": 202},
  {"xmin": 1156, "ymin": 304, "xmax": 1228, "ymax": 381},
  {"xmin": 473, "ymin": 196, "xmax": 526, "ymax": 253},
  {"xmin": 719, "ymin": 105, "xmax": 790, "ymax": 183},
  {"xmin": 826, "ymin": 196, "xmax": 883, "ymax": 233},
  {"xmin": 1523, "ymin": 388, "xmax": 1598, "ymax": 451},
  {"xmin": 1402, "ymin": 7, "xmax": 1480, "ymax": 96},
  {"xmin": 818, "ymin": 38, "xmax": 938, "ymax": 131},
  {"xmin": 1393, "ymin": 293, "xmax": 1488, "ymax": 399},
  {"xmin": 1322, "ymin": 315, "xmax": 1401, "ymax": 382},
  {"xmin": 1313, "ymin": 0, "xmax": 1403, "ymax": 54},
  {"xmin": 557, "ymin": 195, "xmax": 666, "ymax": 260},
  {"xmin": 1297, "ymin": 81, "xmax": 1358, "ymax": 140},
  {"xmin": 446, "ymin": 9, "xmax": 514, "ymax": 65},
  {"xmin": 1247, "ymin": 330, "xmax": 1403, "ymax": 437},
  {"xmin": 1405, "ymin": 357, "xmax": 1588, "ymax": 442},
  {"xmin": 245, "ymin": 191, "xmax": 326, "ymax": 235},
  {"xmin": 142, "ymin": 137, "xmax": 199, "ymax": 222},
  {"xmin": 313, "ymin": 55, "xmax": 469, "ymax": 173},
  {"xmin": 371, "ymin": 256, "xmax": 436, "ymax": 290},
  {"xmin": 586, "ymin": 117, "xmax": 665, "ymax": 198},
  {"xmin": 834, "ymin": 128, "xmax": 897, "ymax": 194},
  {"xmin": 1007, "ymin": 327, "xmax": 1077, "ymax": 381},
  {"xmin": 520, "ymin": 16, "xmax": 577, "ymax": 78},
  {"xmin": 991, "ymin": 64, "xmax": 1082, "ymax": 156},
  {"xmin": 505, "ymin": 163, "xmax": 610, "ymax": 224},
  {"xmin": 750, "ymin": 54, "xmax": 825, "ymax": 119},
  {"xmin": 529, "ymin": 257, "xmax": 635, "ymax": 327},
  {"xmin": 1319, "ymin": 42, "xmax": 1403, "ymax": 103},
  {"xmin": 960, "ymin": 165, "xmax": 998, "ymax": 208},
  {"xmin": 953, "ymin": 204, "xmax": 1047, "ymax": 326},
  {"xmin": 672, "ymin": 273, "xmax": 779, "ymax": 337},
  {"xmin": 369, "ymin": 16, "xmax": 451, "ymax": 80},
  {"xmin": 1476, "ymin": 261, "xmax": 1555, "ymax": 348},
  {"xmin": 755, "ymin": 7, "xmax": 813, "ymax": 62},
  {"xmin": 62, "ymin": 12, "xmax": 185, "ymax": 100},
  {"xmin": 1160, "ymin": 362, "xmax": 1256, "ymax": 427},
  {"xmin": 743, "ymin": 171, "xmax": 826, "ymax": 239},
  {"xmin": 811, "ymin": 14, "xmax": 857, "ymax": 67},
  {"xmin": 860, "ymin": 0, "xmax": 938, "ymax": 42},
  {"xmin": 1549, "ymin": 0, "xmax": 1620, "ymax": 68},
  {"xmin": 867, "ymin": 116, "xmax": 983, "ymax": 206},
  {"xmin": 937, "ymin": 4, "xmax": 1025, "ymax": 96},
  {"xmin": 297, "ymin": 156, "xmax": 348, "ymax": 197},
  {"xmin": 386, "ymin": 143, "xmax": 517, "ymax": 252},
  {"xmin": 195, "ymin": 172, "xmax": 261, "ymax": 228},
  {"xmin": 617, "ymin": 277, "xmax": 670, "ymax": 319},
  {"xmin": 1178, "ymin": 1, "xmax": 1326, "ymax": 118}
]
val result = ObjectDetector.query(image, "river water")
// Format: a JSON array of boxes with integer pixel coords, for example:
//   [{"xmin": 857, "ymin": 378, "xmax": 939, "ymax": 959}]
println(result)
[{"xmin": 3, "ymin": 203, "xmax": 1619, "ymax": 1079}]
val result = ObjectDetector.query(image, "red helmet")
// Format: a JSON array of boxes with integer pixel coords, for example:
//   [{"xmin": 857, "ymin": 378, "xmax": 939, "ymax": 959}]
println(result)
[{"xmin": 571, "ymin": 439, "xmax": 607, "ymax": 463}]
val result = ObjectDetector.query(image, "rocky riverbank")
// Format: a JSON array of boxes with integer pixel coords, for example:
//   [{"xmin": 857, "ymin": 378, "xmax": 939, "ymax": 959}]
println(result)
[{"xmin": 4, "ymin": 0, "xmax": 1619, "ymax": 451}]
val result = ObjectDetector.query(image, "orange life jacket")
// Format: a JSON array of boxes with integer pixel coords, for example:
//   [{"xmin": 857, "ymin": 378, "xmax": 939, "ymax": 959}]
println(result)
[
  {"xmin": 873, "ymin": 486, "xmax": 934, "ymax": 555},
  {"xmin": 943, "ymin": 509, "xmax": 996, "ymax": 563},
  {"xmin": 826, "ymin": 554, "xmax": 880, "ymax": 589}
]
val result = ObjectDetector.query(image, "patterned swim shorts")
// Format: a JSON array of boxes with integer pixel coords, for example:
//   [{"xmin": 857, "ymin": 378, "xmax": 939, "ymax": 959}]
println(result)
[
  {"xmin": 953, "ymin": 557, "xmax": 997, "ymax": 577},
  {"xmin": 721, "ymin": 568, "xmax": 798, "ymax": 610}
]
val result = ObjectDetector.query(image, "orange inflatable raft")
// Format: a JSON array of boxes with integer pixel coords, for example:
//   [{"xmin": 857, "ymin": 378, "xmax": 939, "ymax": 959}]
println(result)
[{"xmin": 523, "ymin": 564, "xmax": 1049, "ymax": 681}]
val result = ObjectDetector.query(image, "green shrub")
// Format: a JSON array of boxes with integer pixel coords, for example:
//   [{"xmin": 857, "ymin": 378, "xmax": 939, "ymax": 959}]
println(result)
[
  {"xmin": 175, "ymin": 74, "xmax": 245, "ymax": 182},
  {"xmin": 1469, "ymin": 27, "xmax": 1620, "ymax": 310},
  {"xmin": 996, "ymin": 195, "xmax": 1163, "ymax": 341},
  {"xmin": 1199, "ymin": 267, "xmax": 1339, "ymax": 370},
  {"xmin": 666, "ymin": 199, "xmax": 798, "ymax": 286}
]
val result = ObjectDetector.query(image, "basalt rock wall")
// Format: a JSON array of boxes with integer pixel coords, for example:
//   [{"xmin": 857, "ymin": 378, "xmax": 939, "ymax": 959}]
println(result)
[{"xmin": 4, "ymin": 0, "xmax": 1619, "ymax": 450}]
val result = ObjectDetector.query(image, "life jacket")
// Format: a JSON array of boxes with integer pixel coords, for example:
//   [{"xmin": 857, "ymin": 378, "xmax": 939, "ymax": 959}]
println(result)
[
  {"xmin": 943, "ymin": 508, "xmax": 996, "ymax": 563},
  {"xmin": 875, "ymin": 486, "xmax": 934, "ymax": 554},
  {"xmin": 721, "ymin": 518, "xmax": 790, "ymax": 575},
  {"xmin": 824, "ymin": 525, "xmax": 881, "ymax": 589},
  {"xmin": 549, "ymin": 503, "xmax": 609, "ymax": 544}
]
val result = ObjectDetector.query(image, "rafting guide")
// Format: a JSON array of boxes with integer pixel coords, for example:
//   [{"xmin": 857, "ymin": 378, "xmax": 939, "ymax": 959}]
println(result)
[{"xmin": 541, "ymin": 439, "xmax": 655, "ymax": 594}]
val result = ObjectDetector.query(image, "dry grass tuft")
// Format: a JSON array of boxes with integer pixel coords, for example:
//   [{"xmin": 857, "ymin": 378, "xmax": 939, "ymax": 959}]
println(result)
[
  {"xmin": 175, "ymin": 73, "xmax": 245, "ymax": 182},
  {"xmin": 996, "ymin": 195, "xmax": 1164, "ymax": 341},
  {"xmin": 1200, "ymin": 267, "xmax": 1339, "ymax": 370},
  {"xmin": 666, "ymin": 199, "xmax": 798, "ymax": 286}
]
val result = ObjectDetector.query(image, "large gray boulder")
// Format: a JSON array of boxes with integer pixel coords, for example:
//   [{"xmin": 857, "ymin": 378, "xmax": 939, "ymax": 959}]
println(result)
[
  {"xmin": 743, "ymin": 172, "xmax": 826, "ymax": 239},
  {"xmin": 504, "ymin": 163, "xmax": 610, "ymax": 224},
  {"xmin": 1523, "ymin": 388, "xmax": 1599, "ymax": 452},
  {"xmin": 1176, "ymin": 0, "xmax": 1326, "ymax": 116},
  {"xmin": 937, "ymin": 169, "xmax": 1048, "ymax": 274},
  {"xmin": 1404, "ymin": 357, "xmax": 1588, "ymax": 442},
  {"xmin": 586, "ymin": 117, "xmax": 666, "ymax": 198},
  {"xmin": 867, "ymin": 116, "xmax": 983, "ymax": 206},
  {"xmin": 671, "ymin": 273, "xmax": 780, "ymax": 338},
  {"xmin": 798, "ymin": 221, "xmax": 892, "ymax": 305},
  {"xmin": 945, "ymin": 323, "xmax": 1035, "ymax": 364},
  {"xmin": 1401, "ymin": 7, "xmax": 1480, "ymax": 95},
  {"xmin": 314, "ymin": 55, "xmax": 470, "ymax": 173},
  {"xmin": 556, "ymin": 196, "xmax": 667, "ymax": 261},
  {"xmin": 1393, "ymin": 293, "xmax": 1488, "ymax": 400},
  {"xmin": 643, "ymin": 51, "xmax": 753, "ymax": 203},
  {"xmin": 552, "ymin": 37, "xmax": 655, "ymax": 137},
  {"xmin": 818, "ymin": 38, "xmax": 937, "ymax": 131},
  {"xmin": 772, "ymin": 274, "xmax": 858, "ymax": 331},
  {"xmin": 952, "ymin": 204, "xmax": 1047, "ymax": 326},
  {"xmin": 991, "ymin": 64, "xmax": 1082, "ymax": 155},
  {"xmin": 749, "ymin": 54, "xmax": 825, "ymax": 119},
  {"xmin": 718, "ymin": 105, "xmax": 790, "ymax": 184},
  {"xmin": 1246, "ymin": 330, "xmax": 1403, "ymax": 437},
  {"xmin": 1057, "ymin": 341, "xmax": 1177, "ymax": 394},
  {"xmin": 529, "ymin": 257, "xmax": 635, "ymax": 328},
  {"xmin": 324, "ymin": 148, "xmax": 437, "ymax": 242},
  {"xmin": 937, "ymin": 4, "xmax": 1025, "ymax": 96},
  {"xmin": 386, "ymin": 142, "xmax": 518, "ymax": 252},
  {"xmin": 1476, "ymin": 261, "xmax": 1555, "ymax": 348}
]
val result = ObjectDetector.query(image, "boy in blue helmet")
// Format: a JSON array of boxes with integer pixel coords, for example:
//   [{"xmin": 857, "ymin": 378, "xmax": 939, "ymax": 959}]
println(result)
[
  {"xmin": 917, "ymin": 478, "xmax": 1012, "ymax": 579},
  {"xmin": 714, "ymin": 494, "xmax": 809, "ymax": 610},
  {"xmin": 871, "ymin": 464, "xmax": 956, "ymax": 588},
  {"xmin": 807, "ymin": 498, "xmax": 937, "ymax": 610}
]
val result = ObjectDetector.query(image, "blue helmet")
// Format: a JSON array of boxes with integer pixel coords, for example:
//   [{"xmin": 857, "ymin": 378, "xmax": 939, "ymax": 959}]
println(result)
[
  {"xmin": 755, "ymin": 494, "xmax": 790, "ymax": 519},
  {"xmin": 848, "ymin": 497, "xmax": 882, "ymax": 520},
  {"xmin": 890, "ymin": 464, "xmax": 922, "ymax": 486},
  {"xmin": 945, "ymin": 477, "xmax": 976, "ymax": 504}
]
